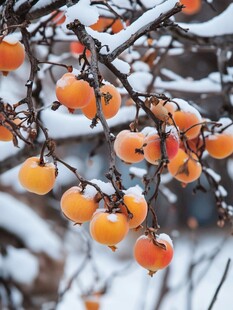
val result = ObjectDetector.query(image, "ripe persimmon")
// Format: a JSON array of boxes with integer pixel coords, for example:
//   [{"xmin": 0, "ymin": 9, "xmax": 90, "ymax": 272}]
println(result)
[
  {"xmin": 90, "ymin": 211, "xmax": 129, "ymax": 250},
  {"xmin": 180, "ymin": 0, "xmax": 201, "ymax": 15},
  {"xmin": 81, "ymin": 83, "xmax": 121, "ymax": 120},
  {"xmin": 205, "ymin": 133, "xmax": 233, "ymax": 159},
  {"xmin": 18, "ymin": 157, "xmax": 56, "ymax": 195},
  {"xmin": 60, "ymin": 186, "xmax": 99, "ymax": 224},
  {"xmin": 90, "ymin": 17, "xmax": 112, "ymax": 32},
  {"xmin": 56, "ymin": 73, "xmax": 93, "ymax": 109},
  {"xmin": 83, "ymin": 296, "xmax": 100, "ymax": 310},
  {"xmin": 0, "ymin": 36, "xmax": 25, "ymax": 76},
  {"xmin": 120, "ymin": 187, "xmax": 148, "ymax": 229},
  {"xmin": 167, "ymin": 148, "xmax": 202, "ymax": 183},
  {"xmin": 114, "ymin": 130, "xmax": 145, "ymax": 164},
  {"xmin": 70, "ymin": 41, "xmax": 91, "ymax": 58},
  {"xmin": 143, "ymin": 127, "xmax": 179, "ymax": 165},
  {"xmin": 174, "ymin": 110, "xmax": 202, "ymax": 140},
  {"xmin": 134, "ymin": 233, "xmax": 174, "ymax": 276}
]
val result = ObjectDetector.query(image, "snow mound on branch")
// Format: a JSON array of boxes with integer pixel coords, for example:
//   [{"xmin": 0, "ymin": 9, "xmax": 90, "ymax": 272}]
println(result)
[
  {"xmin": 65, "ymin": 0, "xmax": 99, "ymax": 26},
  {"xmin": 0, "ymin": 192, "xmax": 63, "ymax": 259},
  {"xmin": 1, "ymin": 246, "xmax": 39, "ymax": 285},
  {"xmin": 179, "ymin": 4, "xmax": 233, "ymax": 37},
  {"xmin": 129, "ymin": 167, "xmax": 147, "ymax": 178}
]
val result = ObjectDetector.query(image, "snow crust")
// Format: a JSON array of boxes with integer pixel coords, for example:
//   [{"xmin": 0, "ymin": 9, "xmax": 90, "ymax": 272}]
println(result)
[
  {"xmin": 107, "ymin": 214, "xmax": 118, "ymax": 223},
  {"xmin": 158, "ymin": 233, "xmax": 173, "ymax": 248}
]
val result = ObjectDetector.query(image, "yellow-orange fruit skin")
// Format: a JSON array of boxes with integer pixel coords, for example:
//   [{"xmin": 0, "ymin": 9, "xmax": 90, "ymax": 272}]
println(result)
[
  {"xmin": 60, "ymin": 186, "xmax": 98, "ymax": 223},
  {"xmin": 205, "ymin": 134, "xmax": 233, "ymax": 159},
  {"xmin": 84, "ymin": 299, "xmax": 100, "ymax": 310},
  {"xmin": 0, "ymin": 39, "xmax": 25, "ymax": 75},
  {"xmin": 70, "ymin": 42, "xmax": 91, "ymax": 58},
  {"xmin": 90, "ymin": 212, "xmax": 129, "ymax": 246},
  {"xmin": 143, "ymin": 133, "xmax": 179, "ymax": 165},
  {"xmin": 173, "ymin": 110, "xmax": 201, "ymax": 140},
  {"xmin": 167, "ymin": 148, "xmax": 202, "ymax": 183},
  {"xmin": 134, "ymin": 235, "xmax": 173, "ymax": 272},
  {"xmin": 81, "ymin": 84, "xmax": 121, "ymax": 120},
  {"xmin": 56, "ymin": 73, "xmax": 93, "ymax": 109},
  {"xmin": 0, "ymin": 115, "xmax": 21, "ymax": 141},
  {"xmin": 120, "ymin": 194, "xmax": 148, "ymax": 229},
  {"xmin": 180, "ymin": 0, "xmax": 201, "ymax": 15},
  {"xmin": 18, "ymin": 157, "xmax": 56, "ymax": 195},
  {"xmin": 114, "ymin": 130, "xmax": 144, "ymax": 164}
]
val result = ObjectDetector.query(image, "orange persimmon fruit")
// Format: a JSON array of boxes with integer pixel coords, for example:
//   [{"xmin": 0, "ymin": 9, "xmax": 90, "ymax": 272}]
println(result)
[
  {"xmin": 167, "ymin": 148, "xmax": 202, "ymax": 183},
  {"xmin": 18, "ymin": 157, "xmax": 56, "ymax": 195},
  {"xmin": 90, "ymin": 211, "xmax": 129, "ymax": 250},
  {"xmin": 70, "ymin": 41, "xmax": 91, "ymax": 58},
  {"xmin": 60, "ymin": 186, "xmax": 99, "ymax": 224},
  {"xmin": 134, "ymin": 233, "xmax": 174, "ymax": 276},
  {"xmin": 120, "ymin": 189, "xmax": 148, "ymax": 229},
  {"xmin": 114, "ymin": 130, "xmax": 145, "ymax": 164},
  {"xmin": 180, "ymin": 0, "xmax": 201, "ymax": 15},
  {"xmin": 205, "ymin": 133, "xmax": 233, "ymax": 159},
  {"xmin": 0, "ymin": 36, "xmax": 25, "ymax": 76},
  {"xmin": 143, "ymin": 128, "xmax": 179, "ymax": 165},
  {"xmin": 56, "ymin": 73, "xmax": 93, "ymax": 109},
  {"xmin": 81, "ymin": 83, "xmax": 121, "ymax": 120}
]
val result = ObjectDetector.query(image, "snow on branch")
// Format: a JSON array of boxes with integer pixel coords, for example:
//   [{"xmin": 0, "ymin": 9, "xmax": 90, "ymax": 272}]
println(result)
[{"xmin": 0, "ymin": 192, "xmax": 63, "ymax": 259}]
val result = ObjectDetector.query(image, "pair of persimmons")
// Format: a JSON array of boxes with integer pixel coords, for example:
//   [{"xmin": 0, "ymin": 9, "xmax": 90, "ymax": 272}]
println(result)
[{"xmin": 18, "ymin": 157, "xmax": 173, "ymax": 275}]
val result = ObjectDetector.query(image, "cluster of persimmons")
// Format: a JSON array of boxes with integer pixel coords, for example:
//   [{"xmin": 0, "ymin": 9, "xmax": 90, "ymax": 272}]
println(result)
[{"xmin": 0, "ymin": 0, "xmax": 232, "ymax": 277}]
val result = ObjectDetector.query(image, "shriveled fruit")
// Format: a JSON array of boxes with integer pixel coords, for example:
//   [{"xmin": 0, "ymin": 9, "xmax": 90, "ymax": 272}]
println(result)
[
  {"xmin": 0, "ymin": 36, "xmax": 25, "ymax": 76},
  {"xmin": 90, "ymin": 211, "xmax": 129, "ymax": 250},
  {"xmin": 82, "ymin": 83, "xmax": 121, "ymax": 120},
  {"xmin": 56, "ymin": 73, "xmax": 93, "ymax": 109},
  {"xmin": 151, "ymin": 100, "xmax": 176, "ymax": 123},
  {"xmin": 18, "ymin": 157, "xmax": 56, "ymax": 195},
  {"xmin": 205, "ymin": 133, "xmax": 233, "ymax": 159},
  {"xmin": 120, "ymin": 187, "xmax": 148, "ymax": 229},
  {"xmin": 167, "ymin": 148, "xmax": 202, "ymax": 183},
  {"xmin": 134, "ymin": 233, "xmax": 174, "ymax": 276},
  {"xmin": 60, "ymin": 186, "xmax": 99, "ymax": 224},
  {"xmin": 114, "ymin": 130, "xmax": 144, "ymax": 164}
]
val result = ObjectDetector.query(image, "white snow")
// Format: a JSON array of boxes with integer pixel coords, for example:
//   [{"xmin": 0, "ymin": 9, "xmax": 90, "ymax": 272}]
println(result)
[
  {"xmin": 124, "ymin": 185, "xmax": 144, "ymax": 198},
  {"xmin": 111, "ymin": 59, "xmax": 131, "ymax": 75},
  {"xmin": 129, "ymin": 167, "xmax": 147, "ymax": 178},
  {"xmin": 218, "ymin": 117, "xmax": 233, "ymax": 136},
  {"xmin": 179, "ymin": 4, "xmax": 233, "ymax": 37},
  {"xmin": 0, "ymin": 246, "xmax": 39, "ymax": 285},
  {"xmin": 203, "ymin": 167, "xmax": 221, "ymax": 183},
  {"xmin": 86, "ymin": 0, "xmax": 178, "ymax": 55},
  {"xmin": 0, "ymin": 192, "xmax": 63, "ymax": 259},
  {"xmin": 107, "ymin": 214, "xmax": 118, "ymax": 223},
  {"xmin": 65, "ymin": 0, "xmax": 99, "ymax": 26},
  {"xmin": 172, "ymin": 98, "xmax": 202, "ymax": 121},
  {"xmin": 157, "ymin": 233, "xmax": 173, "ymax": 248},
  {"xmin": 85, "ymin": 179, "xmax": 115, "ymax": 197}
]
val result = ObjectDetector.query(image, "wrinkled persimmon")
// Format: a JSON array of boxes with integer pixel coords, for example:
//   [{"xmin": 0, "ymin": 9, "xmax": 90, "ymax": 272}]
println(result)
[
  {"xmin": 134, "ymin": 233, "xmax": 174, "ymax": 276},
  {"xmin": 81, "ymin": 83, "xmax": 121, "ymax": 120},
  {"xmin": 114, "ymin": 130, "xmax": 145, "ymax": 164},
  {"xmin": 90, "ymin": 211, "xmax": 129, "ymax": 250},
  {"xmin": 18, "ymin": 157, "xmax": 56, "ymax": 195},
  {"xmin": 0, "ymin": 36, "xmax": 25, "ymax": 76},
  {"xmin": 60, "ymin": 186, "xmax": 99, "ymax": 224}
]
